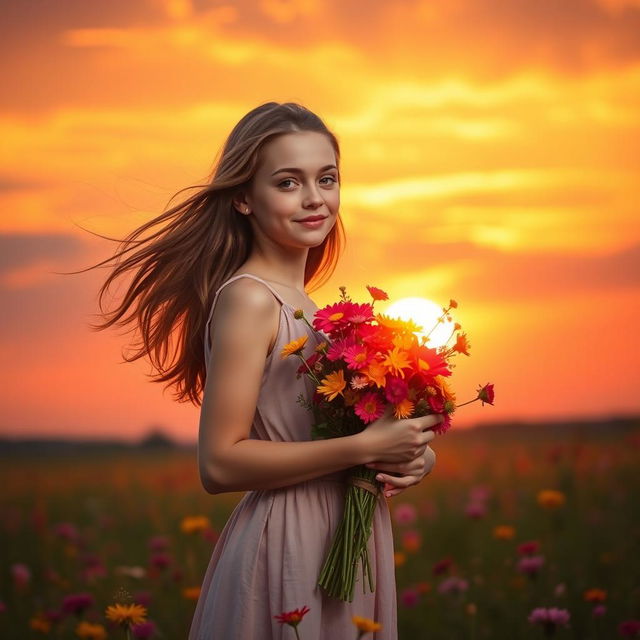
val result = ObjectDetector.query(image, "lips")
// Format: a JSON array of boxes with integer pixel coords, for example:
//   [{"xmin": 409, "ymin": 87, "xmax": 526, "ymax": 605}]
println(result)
[{"xmin": 296, "ymin": 215, "xmax": 327, "ymax": 222}]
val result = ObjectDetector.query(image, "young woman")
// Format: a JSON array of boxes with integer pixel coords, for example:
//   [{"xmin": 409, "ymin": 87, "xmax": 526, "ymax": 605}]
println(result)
[{"xmin": 88, "ymin": 102, "xmax": 440, "ymax": 639}]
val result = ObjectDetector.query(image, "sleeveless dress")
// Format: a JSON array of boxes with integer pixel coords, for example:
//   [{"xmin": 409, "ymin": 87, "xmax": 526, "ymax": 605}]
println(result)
[{"xmin": 188, "ymin": 273, "xmax": 398, "ymax": 640}]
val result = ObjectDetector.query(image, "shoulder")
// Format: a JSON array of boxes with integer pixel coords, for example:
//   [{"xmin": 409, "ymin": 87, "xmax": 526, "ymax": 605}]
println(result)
[{"xmin": 209, "ymin": 278, "xmax": 280, "ymax": 353}]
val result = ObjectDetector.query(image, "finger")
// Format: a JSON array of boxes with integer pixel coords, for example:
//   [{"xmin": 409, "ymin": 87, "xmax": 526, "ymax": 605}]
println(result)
[{"xmin": 376, "ymin": 473, "xmax": 414, "ymax": 489}]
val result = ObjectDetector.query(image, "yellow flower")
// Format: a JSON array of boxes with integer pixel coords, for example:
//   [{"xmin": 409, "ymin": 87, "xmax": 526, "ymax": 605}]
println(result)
[
  {"xmin": 317, "ymin": 369, "xmax": 346, "ymax": 401},
  {"xmin": 493, "ymin": 525, "xmax": 516, "ymax": 540},
  {"xmin": 76, "ymin": 621, "xmax": 107, "ymax": 639},
  {"xmin": 393, "ymin": 397, "xmax": 414, "ymax": 419},
  {"xmin": 29, "ymin": 613, "xmax": 52, "ymax": 633},
  {"xmin": 536, "ymin": 489, "xmax": 566, "ymax": 509},
  {"xmin": 183, "ymin": 586, "xmax": 201, "ymax": 600},
  {"xmin": 105, "ymin": 603, "xmax": 147, "ymax": 627},
  {"xmin": 280, "ymin": 335, "xmax": 308, "ymax": 358},
  {"xmin": 352, "ymin": 615, "xmax": 382, "ymax": 632},
  {"xmin": 584, "ymin": 588, "xmax": 607, "ymax": 602},
  {"xmin": 362, "ymin": 360, "xmax": 387, "ymax": 388},
  {"xmin": 180, "ymin": 515, "xmax": 211, "ymax": 534},
  {"xmin": 381, "ymin": 346, "xmax": 412, "ymax": 379}
]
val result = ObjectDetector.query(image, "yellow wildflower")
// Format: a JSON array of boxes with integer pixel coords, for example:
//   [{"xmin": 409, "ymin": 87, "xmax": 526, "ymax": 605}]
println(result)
[
  {"xmin": 317, "ymin": 370, "xmax": 346, "ymax": 401},
  {"xmin": 352, "ymin": 615, "xmax": 382, "ymax": 632},
  {"xmin": 280, "ymin": 335, "xmax": 308, "ymax": 358},
  {"xmin": 180, "ymin": 515, "xmax": 211, "ymax": 534}
]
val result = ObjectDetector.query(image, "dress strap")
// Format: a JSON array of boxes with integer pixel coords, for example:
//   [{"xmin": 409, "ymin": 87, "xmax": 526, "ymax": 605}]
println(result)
[{"xmin": 204, "ymin": 273, "xmax": 286, "ymax": 359}]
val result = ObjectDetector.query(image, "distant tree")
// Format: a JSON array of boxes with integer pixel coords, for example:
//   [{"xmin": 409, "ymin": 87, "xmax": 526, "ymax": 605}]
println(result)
[{"xmin": 138, "ymin": 426, "xmax": 175, "ymax": 449}]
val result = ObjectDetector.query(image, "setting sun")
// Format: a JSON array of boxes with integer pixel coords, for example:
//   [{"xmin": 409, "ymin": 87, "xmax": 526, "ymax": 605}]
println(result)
[{"xmin": 383, "ymin": 297, "xmax": 455, "ymax": 349}]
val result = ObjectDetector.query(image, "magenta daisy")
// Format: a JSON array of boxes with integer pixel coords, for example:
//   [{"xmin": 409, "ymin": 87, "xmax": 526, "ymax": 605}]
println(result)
[
  {"xmin": 384, "ymin": 376, "xmax": 409, "ymax": 404},
  {"xmin": 354, "ymin": 391, "xmax": 385, "ymax": 424},
  {"xmin": 342, "ymin": 343, "xmax": 374, "ymax": 370}
]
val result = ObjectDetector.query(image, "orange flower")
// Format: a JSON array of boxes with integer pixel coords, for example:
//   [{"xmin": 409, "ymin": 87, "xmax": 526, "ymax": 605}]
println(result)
[
  {"xmin": 584, "ymin": 588, "xmax": 607, "ymax": 602},
  {"xmin": 453, "ymin": 332, "xmax": 471, "ymax": 355},
  {"xmin": 317, "ymin": 369, "xmax": 346, "ymax": 401},
  {"xmin": 182, "ymin": 586, "xmax": 201, "ymax": 600},
  {"xmin": 536, "ymin": 490, "xmax": 566, "ymax": 510},
  {"xmin": 281, "ymin": 335, "xmax": 308, "ymax": 358},
  {"xmin": 466, "ymin": 603, "xmax": 477, "ymax": 616},
  {"xmin": 394, "ymin": 551, "xmax": 407, "ymax": 567},
  {"xmin": 381, "ymin": 346, "xmax": 413, "ymax": 379},
  {"xmin": 180, "ymin": 515, "xmax": 211, "ymax": 534},
  {"xmin": 449, "ymin": 299, "xmax": 458, "ymax": 309},
  {"xmin": 493, "ymin": 525, "xmax": 516, "ymax": 540},
  {"xmin": 366, "ymin": 285, "xmax": 388, "ymax": 301},
  {"xmin": 29, "ymin": 613, "xmax": 52, "ymax": 633},
  {"xmin": 105, "ymin": 603, "xmax": 147, "ymax": 627},
  {"xmin": 362, "ymin": 360, "xmax": 387, "ymax": 388},
  {"xmin": 76, "ymin": 621, "xmax": 108, "ymax": 639},
  {"xmin": 352, "ymin": 614, "xmax": 383, "ymax": 632},
  {"xmin": 393, "ymin": 397, "xmax": 414, "ymax": 419}
]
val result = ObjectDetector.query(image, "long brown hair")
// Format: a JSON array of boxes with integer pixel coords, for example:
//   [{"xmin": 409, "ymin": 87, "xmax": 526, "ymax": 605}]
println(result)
[{"xmin": 65, "ymin": 102, "xmax": 346, "ymax": 407}]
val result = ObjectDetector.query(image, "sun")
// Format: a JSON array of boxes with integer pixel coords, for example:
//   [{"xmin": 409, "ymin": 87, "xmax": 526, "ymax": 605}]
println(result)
[{"xmin": 383, "ymin": 297, "xmax": 454, "ymax": 349}]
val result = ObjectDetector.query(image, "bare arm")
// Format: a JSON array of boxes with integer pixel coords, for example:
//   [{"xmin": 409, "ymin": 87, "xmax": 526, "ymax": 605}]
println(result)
[{"xmin": 198, "ymin": 278, "xmax": 370, "ymax": 495}]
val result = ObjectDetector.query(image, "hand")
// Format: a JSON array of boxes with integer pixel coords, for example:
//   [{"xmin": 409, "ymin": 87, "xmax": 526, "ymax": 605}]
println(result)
[{"xmin": 365, "ymin": 445, "xmax": 436, "ymax": 498}]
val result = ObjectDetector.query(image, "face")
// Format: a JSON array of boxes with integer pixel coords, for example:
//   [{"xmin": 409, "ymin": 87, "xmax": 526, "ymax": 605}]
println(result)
[{"xmin": 239, "ymin": 131, "xmax": 340, "ymax": 249}]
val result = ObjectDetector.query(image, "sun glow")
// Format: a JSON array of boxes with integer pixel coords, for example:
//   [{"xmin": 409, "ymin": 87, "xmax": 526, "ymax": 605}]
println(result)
[{"xmin": 383, "ymin": 297, "xmax": 455, "ymax": 349}]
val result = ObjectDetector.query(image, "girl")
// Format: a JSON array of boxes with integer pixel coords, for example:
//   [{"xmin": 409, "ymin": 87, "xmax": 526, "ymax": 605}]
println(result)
[{"xmin": 88, "ymin": 102, "xmax": 439, "ymax": 639}]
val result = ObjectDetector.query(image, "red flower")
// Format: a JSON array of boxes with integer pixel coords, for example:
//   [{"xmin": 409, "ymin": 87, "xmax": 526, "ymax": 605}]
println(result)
[
  {"xmin": 477, "ymin": 383, "xmax": 495, "ymax": 406},
  {"xmin": 517, "ymin": 540, "xmax": 541, "ymax": 555},
  {"xmin": 432, "ymin": 556, "xmax": 454, "ymax": 576},
  {"xmin": 366, "ymin": 285, "xmax": 389, "ymax": 301},
  {"xmin": 274, "ymin": 605, "xmax": 310, "ymax": 628}
]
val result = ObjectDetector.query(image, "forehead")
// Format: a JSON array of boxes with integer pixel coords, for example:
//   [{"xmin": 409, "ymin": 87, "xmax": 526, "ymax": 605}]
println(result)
[{"xmin": 258, "ymin": 131, "xmax": 336, "ymax": 172}]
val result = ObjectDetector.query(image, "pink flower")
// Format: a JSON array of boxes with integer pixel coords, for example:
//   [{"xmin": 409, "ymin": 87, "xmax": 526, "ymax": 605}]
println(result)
[
  {"xmin": 528, "ymin": 607, "xmax": 571, "ymax": 632},
  {"xmin": 517, "ymin": 555, "xmax": 545, "ymax": 577},
  {"xmin": 392, "ymin": 503, "xmax": 417, "ymax": 526},
  {"xmin": 132, "ymin": 591, "xmax": 152, "ymax": 607},
  {"xmin": 354, "ymin": 391, "xmax": 385, "ymax": 424},
  {"xmin": 53, "ymin": 522, "xmax": 80, "ymax": 544},
  {"xmin": 384, "ymin": 376, "xmax": 409, "ymax": 404},
  {"xmin": 148, "ymin": 536, "xmax": 170, "ymax": 552},
  {"xmin": 132, "ymin": 620, "xmax": 157, "ymax": 639},
  {"xmin": 465, "ymin": 501, "xmax": 487, "ymax": 519},
  {"xmin": 432, "ymin": 556, "xmax": 454, "ymax": 576},
  {"xmin": 554, "ymin": 582, "xmax": 566, "ymax": 597},
  {"xmin": 11, "ymin": 563, "xmax": 31, "ymax": 589},
  {"xmin": 150, "ymin": 552, "xmax": 172, "ymax": 570},
  {"xmin": 469, "ymin": 485, "xmax": 491, "ymax": 502},
  {"xmin": 437, "ymin": 576, "xmax": 468, "ymax": 596},
  {"xmin": 61, "ymin": 592, "xmax": 94, "ymax": 616},
  {"xmin": 618, "ymin": 620, "xmax": 640, "ymax": 637},
  {"xmin": 400, "ymin": 587, "xmax": 420, "ymax": 608},
  {"xmin": 592, "ymin": 604, "xmax": 606, "ymax": 617}
]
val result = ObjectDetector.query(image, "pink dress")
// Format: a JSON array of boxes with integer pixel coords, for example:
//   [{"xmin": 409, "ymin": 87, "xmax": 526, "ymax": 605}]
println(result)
[{"xmin": 188, "ymin": 273, "xmax": 397, "ymax": 640}]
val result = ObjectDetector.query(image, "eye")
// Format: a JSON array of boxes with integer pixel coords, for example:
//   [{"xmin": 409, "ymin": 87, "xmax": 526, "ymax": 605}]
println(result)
[
  {"xmin": 278, "ymin": 178, "xmax": 296, "ymax": 189},
  {"xmin": 321, "ymin": 176, "xmax": 338, "ymax": 185}
]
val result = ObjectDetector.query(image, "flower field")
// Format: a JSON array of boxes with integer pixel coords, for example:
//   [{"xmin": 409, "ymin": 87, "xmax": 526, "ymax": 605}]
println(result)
[{"xmin": 1, "ymin": 420, "xmax": 639, "ymax": 639}]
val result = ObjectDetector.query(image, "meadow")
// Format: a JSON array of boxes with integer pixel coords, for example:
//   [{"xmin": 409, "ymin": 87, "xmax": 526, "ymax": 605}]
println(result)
[{"xmin": 1, "ymin": 419, "xmax": 638, "ymax": 639}]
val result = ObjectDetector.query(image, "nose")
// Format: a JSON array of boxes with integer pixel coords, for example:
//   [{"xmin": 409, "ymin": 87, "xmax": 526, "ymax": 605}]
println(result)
[{"xmin": 302, "ymin": 183, "xmax": 324, "ymax": 209}]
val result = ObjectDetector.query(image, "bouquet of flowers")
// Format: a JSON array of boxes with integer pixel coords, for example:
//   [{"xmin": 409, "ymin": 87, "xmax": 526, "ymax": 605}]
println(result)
[{"xmin": 281, "ymin": 285, "xmax": 495, "ymax": 602}]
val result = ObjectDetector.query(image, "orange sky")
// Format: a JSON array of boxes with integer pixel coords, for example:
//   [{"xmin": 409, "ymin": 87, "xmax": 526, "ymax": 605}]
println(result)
[{"xmin": 1, "ymin": 0, "xmax": 639, "ymax": 443}]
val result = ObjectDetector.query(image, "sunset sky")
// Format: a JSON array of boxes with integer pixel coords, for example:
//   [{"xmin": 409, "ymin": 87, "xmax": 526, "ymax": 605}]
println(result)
[{"xmin": 1, "ymin": 0, "xmax": 639, "ymax": 444}]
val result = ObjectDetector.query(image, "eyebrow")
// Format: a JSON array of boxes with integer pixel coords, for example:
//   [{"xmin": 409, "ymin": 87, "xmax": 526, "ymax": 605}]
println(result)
[{"xmin": 271, "ymin": 164, "xmax": 338, "ymax": 176}]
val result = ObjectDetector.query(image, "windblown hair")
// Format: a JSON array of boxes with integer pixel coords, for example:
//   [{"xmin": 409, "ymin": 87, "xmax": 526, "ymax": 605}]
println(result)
[{"xmin": 67, "ymin": 102, "xmax": 346, "ymax": 407}]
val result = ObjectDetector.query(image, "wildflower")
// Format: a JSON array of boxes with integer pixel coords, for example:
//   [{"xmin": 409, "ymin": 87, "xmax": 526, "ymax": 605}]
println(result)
[
  {"xmin": 400, "ymin": 587, "xmax": 419, "ymax": 607},
  {"xmin": 182, "ymin": 587, "xmax": 201, "ymax": 600},
  {"xmin": 149, "ymin": 552, "xmax": 172, "ymax": 570},
  {"xmin": 449, "ymin": 299, "xmax": 458, "ymax": 309},
  {"xmin": 62, "ymin": 592, "xmax": 95, "ymax": 616},
  {"xmin": 53, "ymin": 522, "xmax": 80, "ymax": 544},
  {"xmin": 317, "ymin": 369, "xmax": 347, "ymax": 401},
  {"xmin": 29, "ymin": 612, "xmax": 52, "ymax": 633},
  {"xmin": 180, "ymin": 516, "xmax": 211, "ymax": 534},
  {"xmin": 592, "ymin": 604, "xmax": 606, "ymax": 617},
  {"xmin": 493, "ymin": 525, "xmax": 516, "ymax": 540},
  {"xmin": 352, "ymin": 615, "xmax": 382, "ymax": 636},
  {"xmin": 381, "ymin": 346, "xmax": 413, "ymax": 379},
  {"xmin": 394, "ymin": 551, "xmax": 407, "ymax": 567},
  {"xmin": 528, "ymin": 607, "xmax": 570, "ymax": 634},
  {"xmin": 105, "ymin": 603, "xmax": 147, "ymax": 627},
  {"xmin": 76, "ymin": 621, "xmax": 107, "ymax": 639},
  {"xmin": 432, "ymin": 556, "xmax": 453, "ymax": 576},
  {"xmin": 517, "ymin": 540, "xmax": 541, "ymax": 555},
  {"xmin": 366, "ymin": 285, "xmax": 389, "ymax": 301},
  {"xmin": 131, "ymin": 620, "xmax": 157, "ymax": 639},
  {"xmin": 401, "ymin": 529, "xmax": 421, "ymax": 553},
  {"xmin": 537, "ymin": 490, "xmax": 566, "ymax": 509},
  {"xmin": 453, "ymin": 333, "xmax": 471, "ymax": 356},
  {"xmin": 11, "ymin": 562, "xmax": 31, "ymax": 589},
  {"xmin": 280, "ymin": 335, "xmax": 308, "ymax": 358},
  {"xmin": 618, "ymin": 620, "xmax": 640, "ymax": 637},
  {"xmin": 147, "ymin": 536, "xmax": 170, "ymax": 552},
  {"xmin": 416, "ymin": 581, "xmax": 431, "ymax": 594},
  {"xmin": 274, "ymin": 605, "xmax": 310, "ymax": 636},
  {"xmin": 477, "ymin": 382, "xmax": 494, "ymax": 404},
  {"xmin": 437, "ymin": 576, "xmax": 469, "ymax": 595},
  {"xmin": 584, "ymin": 588, "xmax": 607, "ymax": 603},
  {"xmin": 554, "ymin": 583, "xmax": 566, "ymax": 597},
  {"xmin": 392, "ymin": 503, "xmax": 417, "ymax": 525},
  {"xmin": 465, "ymin": 501, "xmax": 487, "ymax": 519},
  {"xmin": 466, "ymin": 603, "xmax": 478, "ymax": 616},
  {"xmin": 353, "ymin": 391, "xmax": 385, "ymax": 423},
  {"xmin": 517, "ymin": 555, "xmax": 545, "ymax": 578}
]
